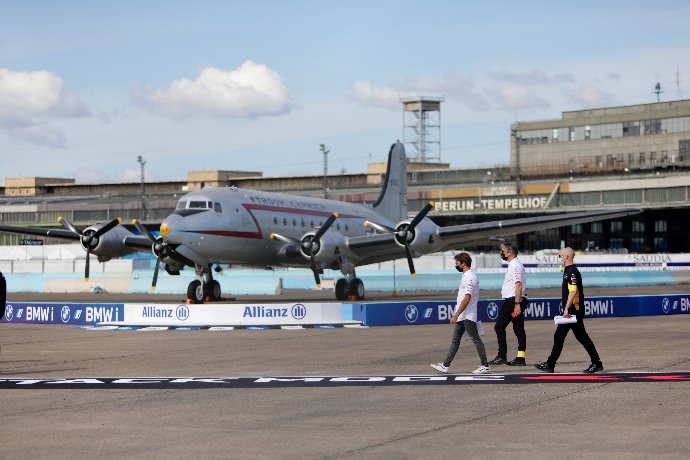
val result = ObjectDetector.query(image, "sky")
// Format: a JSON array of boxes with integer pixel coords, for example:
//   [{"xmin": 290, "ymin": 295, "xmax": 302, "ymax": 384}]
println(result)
[{"xmin": 1, "ymin": 0, "xmax": 689, "ymax": 185}]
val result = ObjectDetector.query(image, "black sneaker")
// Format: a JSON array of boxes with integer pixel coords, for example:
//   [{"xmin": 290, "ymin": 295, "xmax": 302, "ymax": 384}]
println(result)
[
  {"xmin": 534, "ymin": 362, "xmax": 554, "ymax": 373},
  {"xmin": 583, "ymin": 363, "xmax": 604, "ymax": 374},
  {"xmin": 507, "ymin": 357, "xmax": 526, "ymax": 366},
  {"xmin": 488, "ymin": 356, "xmax": 508, "ymax": 365}
]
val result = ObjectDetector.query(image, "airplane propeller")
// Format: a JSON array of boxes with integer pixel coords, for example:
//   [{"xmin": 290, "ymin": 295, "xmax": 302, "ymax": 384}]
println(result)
[
  {"xmin": 57, "ymin": 216, "xmax": 122, "ymax": 281},
  {"xmin": 132, "ymin": 219, "xmax": 168, "ymax": 290},
  {"xmin": 395, "ymin": 201, "xmax": 435, "ymax": 277},
  {"xmin": 300, "ymin": 212, "xmax": 338, "ymax": 288}
]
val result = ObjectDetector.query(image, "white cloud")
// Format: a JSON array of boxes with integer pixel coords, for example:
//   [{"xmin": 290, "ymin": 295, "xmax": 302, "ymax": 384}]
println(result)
[
  {"xmin": 484, "ymin": 85, "xmax": 550, "ymax": 112},
  {"xmin": 562, "ymin": 84, "xmax": 612, "ymax": 108},
  {"xmin": 114, "ymin": 168, "xmax": 159, "ymax": 182},
  {"xmin": 350, "ymin": 72, "xmax": 490, "ymax": 111},
  {"xmin": 133, "ymin": 60, "xmax": 294, "ymax": 120},
  {"xmin": 0, "ymin": 68, "xmax": 90, "ymax": 147}
]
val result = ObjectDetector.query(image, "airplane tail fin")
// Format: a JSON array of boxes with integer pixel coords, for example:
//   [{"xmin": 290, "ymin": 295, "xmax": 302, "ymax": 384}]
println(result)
[{"xmin": 372, "ymin": 142, "xmax": 408, "ymax": 223}]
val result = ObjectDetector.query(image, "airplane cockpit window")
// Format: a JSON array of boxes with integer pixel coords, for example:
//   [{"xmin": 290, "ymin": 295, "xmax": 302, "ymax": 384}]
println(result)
[
  {"xmin": 189, "ymin": 201, "xmax": 207, "ymax": 209},
  {"xmin": 207, "ymin": 201, "xmax": 213, "ymax": 208},
  {"xmin": 176, "ymin": 201, "xmax": 187, "ymax": 209},
  {"xmin": 214, "ymin": 203, "xmax": 222, "ymax": 213}
]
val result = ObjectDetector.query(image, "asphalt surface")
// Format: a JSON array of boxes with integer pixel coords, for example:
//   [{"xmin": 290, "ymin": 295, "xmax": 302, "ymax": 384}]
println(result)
[{"xmin": 1, "ymin": 287, "xmax": 690, "ymax": 459}]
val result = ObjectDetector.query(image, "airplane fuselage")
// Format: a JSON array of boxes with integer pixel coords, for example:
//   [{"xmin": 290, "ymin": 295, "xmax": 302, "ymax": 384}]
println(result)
[{"xmin": 161, "ymin": 186, "xmax": 398, "ymax": 267}]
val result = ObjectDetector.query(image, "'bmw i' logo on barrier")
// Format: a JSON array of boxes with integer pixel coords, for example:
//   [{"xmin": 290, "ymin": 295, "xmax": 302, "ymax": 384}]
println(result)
[
  {"xmin": 176, "ymin": 305, "xmax": 189, "ymax": 321},
  {"xmin": 405, "ymin": 305, "xmax": 418, "ymax": 323},
  {"xmin": 487, "ymin": 302, "xmax": 498, "ymax": 320},
  {"xmin": 662, "ymin": 297, "xmax": 670, "ymax": 314},
  {"xmin": 61, "ymin": 306, "xmax": 71, "ymax": 323},
  {"xmin": 5, "ymin": 305, "xmax": 13, "ymax": 321},
  {"xmin": 291, "ymin": 304, "xmax": 306, "ymax": 320}
]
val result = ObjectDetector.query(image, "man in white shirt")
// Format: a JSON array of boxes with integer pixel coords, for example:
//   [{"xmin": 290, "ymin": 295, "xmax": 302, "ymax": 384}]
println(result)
[
  {"xmin": 488, "ymin": 242, "xmax": 528, "ymax": 366},
  {"xmin": 431, "ymin": 253, "xmax": 490, "ymax": 374}
]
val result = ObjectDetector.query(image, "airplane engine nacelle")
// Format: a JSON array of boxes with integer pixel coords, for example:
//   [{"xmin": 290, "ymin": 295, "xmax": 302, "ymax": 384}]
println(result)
[
  {"xmin": 299, "ymin": 228, "xmax": 348, "ymax": 263},
  {"xmin": 81, "ymin": 225, "xmax": 138, "ymax": 258},
  {"xmin": 394, "ymin": 218, "xmax": 444, "ymax": 253}
]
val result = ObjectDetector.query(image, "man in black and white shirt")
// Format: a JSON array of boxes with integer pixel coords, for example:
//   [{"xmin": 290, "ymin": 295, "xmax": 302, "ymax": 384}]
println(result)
[{"xmin": 488, "ymin": 242, "xmax": 528, "ymax": 366}]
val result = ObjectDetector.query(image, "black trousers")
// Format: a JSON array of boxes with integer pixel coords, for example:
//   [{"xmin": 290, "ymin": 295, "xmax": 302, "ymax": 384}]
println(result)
[
  {"xmin": 546, "ymin": 315, "xmax": 601, "ymax": 368},
  {"xmin": 494, "ymin": 297, "xmax": 527, "ymax": 358}
]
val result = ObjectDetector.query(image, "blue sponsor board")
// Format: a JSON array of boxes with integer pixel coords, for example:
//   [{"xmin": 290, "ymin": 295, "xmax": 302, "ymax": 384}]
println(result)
[
  {"xmin": 1, "ymin": 303, "xmax": 124, "ymax": 325},
  {"xmin": 351, "ymin": 294, "xmax": 690, "ymax": 326}
]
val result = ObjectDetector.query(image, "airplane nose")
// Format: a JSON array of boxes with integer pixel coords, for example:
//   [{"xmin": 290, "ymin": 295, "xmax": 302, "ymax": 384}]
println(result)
[{"xmin": 160, "ymin": 224, "xmax": 171, "ymax": 236}]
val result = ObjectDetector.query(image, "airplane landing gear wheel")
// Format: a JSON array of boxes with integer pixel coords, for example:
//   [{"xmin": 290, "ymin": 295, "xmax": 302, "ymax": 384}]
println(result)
[
  {"xmin": 335, "ymin": 278, "xmax": 349, "ymax": 300},
  {"xmin": 187, "ymin": 280, "xmax": 205, "ymax": 304},
  {"xmin": 349, "ymin": 278, "xmax": 365, "ymax": 301},
  {"xmin": 206, "ymin": 280, "xmax": 221, "ymax": 301}
]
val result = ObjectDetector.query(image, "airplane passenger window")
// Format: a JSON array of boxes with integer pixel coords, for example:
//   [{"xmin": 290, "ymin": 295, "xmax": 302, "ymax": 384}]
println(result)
[
  {"xmin": 310, "ymin": 221, "xmax": 314, "ymax": 228},
  {"xmin": 301, "ymin": 219, "xmax": 305, "ymax": 227},
  {"xmin": 214, "ymin": 203, "xmax": 222, "ymax": 213},
  {"xmin": 176, "ymin": 201, "xmax": 187, "ymax": 209},
  {"xmin": 274, "ymin": 217, "xmax": 278, "ymax": 225},
  {"xmin": 292, "ymin": 219, "xmax": 297, "ymax": 226},
  {"xmin": 283, "ymin": 218, "xmax": 288, "ymax": 226},
  {"xmin": 337, "ymin": 224, "xmax": 340, "ymax": 231},
  {"xmin": 345, "ymin": 224, "xmax": 349, "ymax": 232},
  {"xmin": 189, "ymin": 201, "xmax": 206, "ymax": 208}
]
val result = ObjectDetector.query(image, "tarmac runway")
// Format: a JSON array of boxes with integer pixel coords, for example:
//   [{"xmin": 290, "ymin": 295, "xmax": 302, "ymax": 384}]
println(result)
[{"xmin": 2, "ymin": 287, "xmax": 690, "ymax": 459}]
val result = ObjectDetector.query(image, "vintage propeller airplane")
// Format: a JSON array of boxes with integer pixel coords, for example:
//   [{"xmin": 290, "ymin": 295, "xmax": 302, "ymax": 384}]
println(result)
[{"xmin": 0, "ymin": 142, "xmax": 640, "ymax": 303}]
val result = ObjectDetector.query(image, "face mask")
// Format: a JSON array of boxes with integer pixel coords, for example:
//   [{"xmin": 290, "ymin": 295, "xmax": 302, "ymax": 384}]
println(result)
[
  {"xmin": 500, "ymin": 253, "xmax": 508, "ymax": 261},
  {"xmin": 559, "ymin": 258, "xmax": 565, "ymax": 267},
  {"xmin": 455, "ymin": 265, "xmax": 462, "ymax": 272}
]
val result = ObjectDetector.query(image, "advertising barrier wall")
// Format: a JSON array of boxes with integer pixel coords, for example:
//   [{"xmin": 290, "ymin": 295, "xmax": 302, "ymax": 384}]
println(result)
[
  {"xmin": 0, "ymin": 302, "xmax": 350, "ymax": 327},
  {"xmin": 351, "ymin": 294, "xmax": 690, "ymax": 326}
]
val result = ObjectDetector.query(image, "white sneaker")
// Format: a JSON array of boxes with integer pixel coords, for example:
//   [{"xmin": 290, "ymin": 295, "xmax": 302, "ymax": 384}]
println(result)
[
  {"xmin": 430, "ymin": 363, "xmax": 449, "ymax": 374},
  {"xmin": 472, "ymin": 365, "xmax": 491, "ymax": 374}
]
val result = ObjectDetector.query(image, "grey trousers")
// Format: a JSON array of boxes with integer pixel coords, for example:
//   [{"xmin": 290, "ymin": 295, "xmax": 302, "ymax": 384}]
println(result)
[{"xmin": 443, "ymin": 319, "xmax": 488, "ymax": 367}]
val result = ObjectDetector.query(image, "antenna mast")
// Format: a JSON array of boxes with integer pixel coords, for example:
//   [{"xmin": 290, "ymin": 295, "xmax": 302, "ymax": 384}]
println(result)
[
  {"xmin": 137, "ymin": 156, "xmax": 149, "ymax": 220},
  {"xmin": 320, "ymin": 144, "xmax": 329, "ymax": 199},
  {"xmin": 654, "ymin": 82, "xmax": 664, "ymax": 103}
]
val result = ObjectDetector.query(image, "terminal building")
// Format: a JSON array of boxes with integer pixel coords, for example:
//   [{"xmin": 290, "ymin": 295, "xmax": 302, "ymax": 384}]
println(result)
[{"xmin": 1, "ymin": 100, "xmax": 689, "ymax": 253}]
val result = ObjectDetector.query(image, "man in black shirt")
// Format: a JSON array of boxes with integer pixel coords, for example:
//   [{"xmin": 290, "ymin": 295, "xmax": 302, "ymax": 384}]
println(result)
[{"xmin": 534, "ymin": 247, "xmax": 603, "ymax": 373}]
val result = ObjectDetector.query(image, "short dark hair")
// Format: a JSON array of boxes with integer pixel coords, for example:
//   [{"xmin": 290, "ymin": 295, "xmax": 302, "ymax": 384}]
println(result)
[
  {"xmin": 454, "ymin": 252, "xmax": 472, "ymax": 268},
  {"xmin": 501, "ymin": 242, "xmax": 518, "ymax": 257}
]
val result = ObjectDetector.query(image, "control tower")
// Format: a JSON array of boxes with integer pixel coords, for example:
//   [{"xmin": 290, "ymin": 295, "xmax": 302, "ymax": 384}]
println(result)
[{"xmin": 400, "ymin": 96, "xmax": 444, "ymax": 162}]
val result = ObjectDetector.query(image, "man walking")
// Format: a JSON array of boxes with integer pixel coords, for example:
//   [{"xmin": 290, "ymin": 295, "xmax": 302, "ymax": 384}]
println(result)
[
  {"xmin": 488, "ymin": 242, "xmax": 528, "ymax": 366},
  {"xmin": 431, "ymin": 253, "xmax": 490, "ymax": 374},
  {"xmin": 535, "ymin": 247, "xmax": 603, "ymax": 373}
]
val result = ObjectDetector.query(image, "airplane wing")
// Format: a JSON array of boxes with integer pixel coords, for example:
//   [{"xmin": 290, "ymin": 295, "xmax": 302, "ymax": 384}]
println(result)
[
  {"xmin": 346, "ymin": 208, "xmax": 642, "ymax": 264},
  {"xmin": 0, "ymin": 224, "xmax": 81, "ymax": 240}
]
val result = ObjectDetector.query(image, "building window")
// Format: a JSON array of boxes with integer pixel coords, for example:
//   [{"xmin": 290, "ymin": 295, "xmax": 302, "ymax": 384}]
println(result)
[
  {"xmin": 596, "ymin": 155, "xmax": 602, "ymax": 167},
  {"xmin": 654, "ymin": 237, "xmax": 668, "ymax": 251},
  {"xmin": 553, "ymin": 129, "xmax": 559, "ymax": 141},
  {"xmin": 655, "ymin": 220, "xmax": 667, "ymax": 232},
  {"xmin": 571, "ymin": 224, "xmax": 582, "ymax": 234},
  {"xmin": 611, "ymin": 221, "xmax": 623, "ymax": 233},
  {"xmin": 651, "ymin": 152, "xmax": 657, "ymax": 163},
  {"xmin": 680, "ymin": 140, "xmax": 690, "ymax": 161},
  {"xmin": 640, "ymin": 152, "xmax": 646, "ymax": 165},
  {"xmin": 591, "ymin": 222, "xmax": 603, "ymax": 233},
  {"xmin": 629, "ymin": 153, "xmax": 635, "ymax": 166},
  {"xmin": 662, "ymin": 151, "xmax": 668, "ymax": 162},
  {"xmin": 607, "ymin": 155, "xmax": 614, "ymax": 167},
  {"xmin": 610, "ymin": 238, "xmax": 624, "ymax": 249},
  {"xmin": 631, "ymin": 238, "xmax": 645, "ymax": 251},
  {"xmin": 569, "ymin": 127, "xmax": 575, "ymax": 141},
  {"xmin": 585, "ymin": 126, "xmax": 591, "ymax": 140},
  {"xmin": 618, "ymin": 153, "xmax": 624, "ymax": 165},
  {"xmin": 632, "ymin": 221, "xmax": 645, "ymax": 232}
]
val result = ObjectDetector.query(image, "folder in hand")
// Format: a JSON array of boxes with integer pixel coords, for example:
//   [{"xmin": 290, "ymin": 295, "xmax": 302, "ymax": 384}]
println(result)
[{"xmin": 554, "ymin": 315, "xmax": 577, "ymax": 325}]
